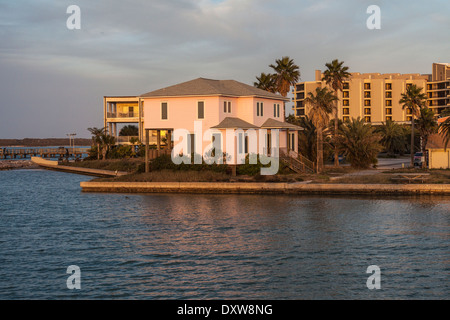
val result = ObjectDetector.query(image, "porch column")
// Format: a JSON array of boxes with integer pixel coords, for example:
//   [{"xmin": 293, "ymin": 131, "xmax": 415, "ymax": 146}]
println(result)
[
  {"xmin": 167, "ymin": 130, "xmax": 172, "ymax": 150},
  {"xmin": 145, "ymin": 129, "xmax": 150, "ymax": 173},
  {"xmin": 157, "ymin": 130, "xmax": 161, "ymax": 156},
  {"xmin": 286, "ymin": 128, "xmax": 290, "ymax": 154}
]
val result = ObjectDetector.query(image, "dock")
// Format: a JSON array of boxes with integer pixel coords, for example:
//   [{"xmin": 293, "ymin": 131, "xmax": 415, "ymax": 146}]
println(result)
[{"xmin": 0, "ymin": 147, "xmax": 90, "ymax": 159}]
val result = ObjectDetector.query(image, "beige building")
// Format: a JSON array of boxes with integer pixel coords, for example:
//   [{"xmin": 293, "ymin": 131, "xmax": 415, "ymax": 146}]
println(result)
[
  {"xmin": 426, "ymin": 133, "xmax": 450, "ymax": 169},
  {"xmin": 292, "ymin": 63, "xmax": 450, "ymax": 124}
]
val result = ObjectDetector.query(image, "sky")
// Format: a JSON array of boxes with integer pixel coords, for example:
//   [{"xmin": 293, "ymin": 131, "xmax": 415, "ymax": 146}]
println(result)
[{"xmin": 0, "ymin": 0, "xmax": 449, "ymax": 138}]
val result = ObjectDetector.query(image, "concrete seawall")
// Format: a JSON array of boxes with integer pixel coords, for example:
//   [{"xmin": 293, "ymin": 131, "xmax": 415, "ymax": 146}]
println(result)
[
  {"xmin": 31, "ymin": 157, "xmax": 128, "ymax": 177},
  {"xmin": 80, "ymin": 181, "xmax": 450, "ymax": 195}
]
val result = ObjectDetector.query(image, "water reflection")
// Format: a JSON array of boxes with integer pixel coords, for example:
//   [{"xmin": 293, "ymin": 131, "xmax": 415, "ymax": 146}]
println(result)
[{"xmin": 0, "ymin": 170, "xmax": 448, "ymax": 299}]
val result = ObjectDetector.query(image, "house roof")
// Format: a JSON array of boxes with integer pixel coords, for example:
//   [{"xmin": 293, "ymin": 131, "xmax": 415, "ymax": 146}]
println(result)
[
  {"xmin": 260, "ymin": 118, "xmax": 303, "ymax": 130},
  {"xmin": 211, "ymin": 117, "xmax": 259, "ymax": 129},
  {"xmin": 140, "ymin": 77, "xmax": 289, "ymax": 101},
  {"xmin": 426, "ymin": 133, "xmax": 448, "ymax": 150}
]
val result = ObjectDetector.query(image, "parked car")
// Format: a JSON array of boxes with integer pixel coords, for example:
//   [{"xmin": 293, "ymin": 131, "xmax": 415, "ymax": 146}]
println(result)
[{"xmin": 413, "ymin": 152, "xmax": 423, "ymax": 167}]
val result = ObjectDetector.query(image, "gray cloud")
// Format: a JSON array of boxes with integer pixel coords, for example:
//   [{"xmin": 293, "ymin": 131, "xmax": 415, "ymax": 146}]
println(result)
[{"xmin": 0, "ymin": 0, "xmax": 449, "ymax": 138}]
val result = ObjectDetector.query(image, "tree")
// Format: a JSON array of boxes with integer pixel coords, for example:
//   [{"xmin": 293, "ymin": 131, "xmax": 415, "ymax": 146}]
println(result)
[
  {"xmin": 119, "ymin": 125, "xmax": 139, "ymax": 136},
  {"xmin": 305, "ymin": 87, "xmax": 337, "ymax": 173},
  {"xmin": 399, "ymin": 84, "xmax": 427, "ymax": 166},
  {"xmin": 286, "ymin": 114, "xmax": 318, "ymax": 163},
  {"xmin": 336, "ymin": 117, "xmax": 383, "ymax": 169},
  {"xmin": 254, "ymin": 72, "xmax": 277, "ymax": 93},
  {"xmin": 415, "ymin": 107, "xmax": 438, "ymax": 155},
  {"xmin": 269, "ymin": 56, "xmax": 300, "ymax": 97},
  {"xmin": 100, "ymin": 133, "xmax": 116, "ymax": 160},
  {"xmin": 87, "ymin": 127, "xmax": 106, "ymax": 160},
  {"xmin": 438, "ymin": 116, "xmax": 450, "ymax": 150},
  {"xmin": 322, "ymin": 59, "xmax": 351, "ymax": 167},
  {"xmin": 376, "ymin": 120, "xmax": 406, "ymax": 156}
]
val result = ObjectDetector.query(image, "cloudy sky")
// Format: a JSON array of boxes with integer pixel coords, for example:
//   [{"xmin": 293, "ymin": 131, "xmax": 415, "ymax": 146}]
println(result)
[{"xmin": 0, "ymin": 0, "xmax": 449, "ymax": 138}]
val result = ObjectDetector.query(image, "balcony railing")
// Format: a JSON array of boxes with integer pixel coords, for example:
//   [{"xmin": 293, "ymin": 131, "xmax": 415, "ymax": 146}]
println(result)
[{"xmin": 107, "ymin": 112, "xmax": 139, "ymax": 118}]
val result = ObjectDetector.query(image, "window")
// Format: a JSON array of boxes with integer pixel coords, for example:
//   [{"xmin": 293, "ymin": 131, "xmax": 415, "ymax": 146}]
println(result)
[
  {"xmin": 274, "ymin": 104, "xmax": 280, "ymax": 117},
  {"xmin": 296, "ymin": 109, "xmax": 305, "ymax": 116},
  {"xmin": 343, "ymin": 82, "xmax": 350, "ymax": 90},
  {"xmin": 364, "ymin": 108, "xmax": 371, "ymax": 115},
  {"xmin": 343, "ymin": 108, "xmax": 349, "ymax": 115},
  {"xmin": 257, "ymin": 102, "xmax": 264, "ymax": 116},
  {"xmin": 385, "ymin": 91, "xmax": 392, "ymax": 98},
  {"xmin": 386, "ymin": 116, "xmax": 392, "ymax": 121},
  {"xmin": 364, "ymin": 116, "xmax": 371, "ymax": 123},
  {"xmin": 364, "ymin": 83, "xmax": 371, "ymax": 90},
  {"xmin": 385, "ymin": 108, "xmax": 392, "ymax": 115},
  {"xmin": 343, "ymin": 99, "xmax": 349, "ymax": 106},
  {"xmin": 406, "ymin": 83, "xmax": 412, "ymax": 90},
  {"xmin": 343, "ymin": 91, "xmax": 349, "ymax": 98},
  {"xmin": 364, "ymin": 100, "xmax": 371, "ymax": 106},
  {"xmin": 211, "ymin": 133, "xmax": 222, "ymax": 157},
  {"xmin": 386, "ymin": 100, "xmax": 392, "ymax": 106},
  {"xmin": 406, "ymin": 116, "xmax": 412, "ymax": 122},
  {"xmin": 290, "ymin": 133, "xmax": 295, "ymax": 151},
  {"xmin": 197, "ymin": 101, "xmax": 204, "ymax": 119},
  {"xmin": 406, "ymin": 108, "xmax": 412, "ymax": 115},
  {"xmin": 343, "ymin": 116, "xmax": 350, "ymax": 122},
  {"xmin": 223, "ymin": 101, "xmax": 231, "ymax": 113},
  {"xmin": 364, "ymin": 91, "xmax": 371, "ymax": 98},
  {"xmin": 161, "ymin": 102, "xmax": 168, "ymax": 120},
  {"xmin": 386, "ymin": 83, "xmax": 392, "ymax": 90}
]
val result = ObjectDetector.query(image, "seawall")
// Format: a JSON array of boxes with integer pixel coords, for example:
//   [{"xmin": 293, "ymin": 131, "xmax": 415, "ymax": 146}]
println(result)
[{"xmin": 80, "ymin": 181, "xmax": 450, "ymax": 195}]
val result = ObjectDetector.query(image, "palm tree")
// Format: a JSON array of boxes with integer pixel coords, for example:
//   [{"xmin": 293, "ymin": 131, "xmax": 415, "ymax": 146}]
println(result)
[
  {"xmin": 287, "ymin": 114, "xmax": 317, "ymax": 162},
  {"xmin": 305, "ymin": 87, "xmax": 337, "ymax": 173},
  {"xmin": 254, "ymin": 72, "xmax": 277, "ymax": 93},
  {"xmin": 416, "ymin": 107, "xmax": 438, "ymax": 155},
  {"xmin": 438, "ymin": 116, "xmax": 450, "ymax": 150},
  {"xmin": 100, "ymin": 133, "xmax": 116, "ymax": 160},
  {"xmin": 269, "ymin": 56, "xmax": 300, "ymax": 97},
  {"xmin": 87, "ymin": 127, "xmax": 106, "ymax": 160},
  {"xmin": 399, "ymin": 84, "xmax": 427, "ymax": 166},
  {"xmin": 376, "ymin": 120, "xmax": 406, "ymax": 156},
  {"xmin": 337, "ymin": 117, "xmax": 383, "ymax": 169},
  {"xmin": 322, "ymin": 59, "xmax": 351, "ymax": 167}
]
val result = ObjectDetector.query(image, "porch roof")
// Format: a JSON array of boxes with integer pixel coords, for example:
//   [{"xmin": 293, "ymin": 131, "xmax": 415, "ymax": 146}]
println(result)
[
  {"xmin": 260, "ymin": 118, "xmax": 303, "ymax": 130},
  {"xmin": 211, "ymin": 117, "xmax": 259, "ymax": 129}
]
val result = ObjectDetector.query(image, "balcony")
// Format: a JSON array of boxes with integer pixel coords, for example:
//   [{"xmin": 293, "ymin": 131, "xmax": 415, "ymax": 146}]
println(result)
[{"xmin": 107, "ymin": 112, "xmax": 139, "ymax": 119}]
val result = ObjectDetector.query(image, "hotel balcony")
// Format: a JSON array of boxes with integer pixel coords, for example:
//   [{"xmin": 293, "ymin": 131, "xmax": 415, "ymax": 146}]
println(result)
[{"xmin": 107, "ymin": 112, "xmax": 140, "ymax": 119}]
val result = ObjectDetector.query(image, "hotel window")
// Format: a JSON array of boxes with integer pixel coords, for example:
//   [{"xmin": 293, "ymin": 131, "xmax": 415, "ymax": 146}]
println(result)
[
  {"xmin": 257, "ymin": 102, "xmax": 264, "ymax": 116},
  {"xmin": 343, "ymin": 82, "xmax": 350, "ymax": 90},
  {"xmin": 364, "ymin": 83, "xmax": 371, "ymax": 90},
  {"xmin": 406, "ymin": 116, "xmax": 412, "ymax": 121},
  {"xmin": 385, "ymin": 91, "xmax": 392, "ymax": 98},
  {"xmin": 296, "ymin": 109, "xmax": 305, "ymax": 116},
  {"xmin": 364, "ymin": 91, "xmax": 371, "ymax": 98},
  {"xmin": 343, "ymin": 108, "xmax": 349, "ymax": 115},
  {"xmin": 385, "ymin": 83, "xmax": 392, "ymax": 90},
  {"xmin": 406, "ymin": 83, "xmax": 412, "ymax": 90},
  {"xmin": 406, "ymin": 108, "xmax": 412, "ymax": 115},
  {"xmin": 386, "ymin": 108, "xmax": 392, "ymax": 115},
  {"xmin": 364, "ymin": 116, "xmax": 371, "ymax": 123},
  {"xmin": 161, "ymin": 102, "xmax": 168, "ymax": 120},
  {"xmin": 364, "ymin": 100, "xmax": 371, "ymax": 106},
  {"xmin": 343, "ymin": 116, "xmax": 350, "ymax": 122},
  {"xmin": 364, "ymin": 108, "xmax": 371, "ymax": 115},
  {"xmin": 343, "ymin": 91, "xmax": 349, "ymax": 98},
  {"xmin": 386, "ymin": 116, "xmax": 392, "ymax": 121},
  {"xmin": 386, "ymin": 100, "xmax": 392, "ymax": 106},
  {"xmin": 274, "ymin": 103, "xmax": 280, "ymax": 117},
  {"xmin": 343, "ymin": 99, "xmax": 349, "ymax": 106},
  {"xmin": 197, "ymin": 101, "xmax": 204, "ymax": 119}
]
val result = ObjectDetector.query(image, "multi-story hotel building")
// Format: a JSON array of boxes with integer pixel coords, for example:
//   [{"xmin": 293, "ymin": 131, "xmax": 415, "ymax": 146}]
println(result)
[{"xmin": 292, "ymin": 63, "xmax": 450, "ymax": 124}]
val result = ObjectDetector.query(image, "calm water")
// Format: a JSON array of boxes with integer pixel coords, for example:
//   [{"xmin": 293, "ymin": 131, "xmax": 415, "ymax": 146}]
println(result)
[{"xmin": 0, "ymin": 169, "xmax": 448, "ymax": 299}]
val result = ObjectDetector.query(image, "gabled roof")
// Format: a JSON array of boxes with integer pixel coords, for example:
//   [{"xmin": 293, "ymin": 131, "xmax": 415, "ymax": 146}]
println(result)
[
  {"xmin": 426, "ymin": 133, "xmax": 448, "ymax": 150},
  {"xmin": 260, "ymin": 118, "xmax": 303, "ymax": 130},
  {"xmin": 140, "ymin": 77, "xmax": 289, "ymax": 101},
  {"xmin": 211, "ymin": 117, "xmax": 259, "ymax": 129}
]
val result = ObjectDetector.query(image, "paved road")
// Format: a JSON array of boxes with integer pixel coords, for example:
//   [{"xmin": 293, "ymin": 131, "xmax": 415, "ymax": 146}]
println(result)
[{"xmin": 376, "ymin": 156, "xmax": 412, "ymax": 170}]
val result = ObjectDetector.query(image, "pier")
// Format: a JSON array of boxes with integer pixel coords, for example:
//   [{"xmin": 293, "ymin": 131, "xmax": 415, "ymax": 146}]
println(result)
[{"xmin": 0, "ymin": 147, "xmax": 90, "ymax": 159}]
